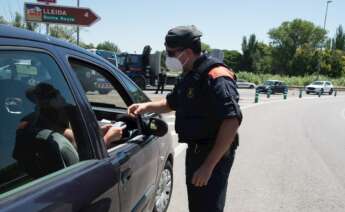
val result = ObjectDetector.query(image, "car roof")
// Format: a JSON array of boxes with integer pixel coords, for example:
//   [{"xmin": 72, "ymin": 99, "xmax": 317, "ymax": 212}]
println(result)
[
  {"xmin": 0, "ymin": 24, "xmax": 103, "ymax": 61},
  {"xmin": 266, "ymin": 80, "xmax": 283, "ymax": 82}
]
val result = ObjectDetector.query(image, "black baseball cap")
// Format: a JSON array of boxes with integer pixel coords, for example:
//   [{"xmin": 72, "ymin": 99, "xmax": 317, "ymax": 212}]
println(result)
[{"xmin": 165, "ymin": 25, "xmax": 202, "ymax": 48}]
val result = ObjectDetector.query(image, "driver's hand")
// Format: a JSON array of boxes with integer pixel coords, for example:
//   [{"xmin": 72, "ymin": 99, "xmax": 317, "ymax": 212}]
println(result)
[
  {"xmin": 102, "ymin": 125, "xmax": 125, "ymax": 146},
  {"xmin": 128, "ymin": 103, "xmax": 148, "ymax": 117}
]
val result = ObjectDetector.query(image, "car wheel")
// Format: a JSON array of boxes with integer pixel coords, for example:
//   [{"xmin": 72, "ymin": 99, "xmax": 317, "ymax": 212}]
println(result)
[
  {"xmin": 329, "ymin": 88, "xmax": 333, "ymax": 95},
  {"xmin": 153, "ymin": 161, "xmax": 173, "ymax": 212}
]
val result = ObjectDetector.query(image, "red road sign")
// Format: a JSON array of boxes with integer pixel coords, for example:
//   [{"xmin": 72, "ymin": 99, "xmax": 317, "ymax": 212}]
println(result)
[
  {"xmin": 25, "ymin": 3, "xmax": 100, "ymax": 27},
  {"xmin": 37, "ymin": 0, "xmax": 57, "ymax": 3}
]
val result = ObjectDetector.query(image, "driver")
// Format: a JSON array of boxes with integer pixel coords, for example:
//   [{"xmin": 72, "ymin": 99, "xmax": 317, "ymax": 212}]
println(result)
[{"xmin": 18, "ymin": 82, "xmax": 125, "ymax": 148}]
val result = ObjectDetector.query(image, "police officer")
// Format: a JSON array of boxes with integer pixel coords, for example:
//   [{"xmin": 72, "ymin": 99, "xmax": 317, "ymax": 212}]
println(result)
[
  {"xmin": 155, "ymin": 69, "xmax": 167, "ymax": 94},
  {"xmin": 128, "ymin": 25, "xmax": 242, "ymax": 212}
]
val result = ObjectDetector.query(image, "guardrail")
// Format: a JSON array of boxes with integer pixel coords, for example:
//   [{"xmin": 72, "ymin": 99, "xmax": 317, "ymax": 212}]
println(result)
[{"xmin": 288, "ymin": 86, "xmax": 345, "ymax": 91}]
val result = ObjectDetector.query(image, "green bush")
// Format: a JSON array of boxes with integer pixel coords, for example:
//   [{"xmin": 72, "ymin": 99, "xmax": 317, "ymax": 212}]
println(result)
[{"xmin": 236, "ymin": 71, "xmax": 345, "ymax": 87}]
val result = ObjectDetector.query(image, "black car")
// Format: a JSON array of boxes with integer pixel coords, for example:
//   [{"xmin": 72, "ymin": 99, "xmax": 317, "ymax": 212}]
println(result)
[
  {"xmin": 0, "ymin": 25, "xmax": 174, "ymax": 212},
  {"xmin": 256, "ymin": 80, "xmax": 288, "ymax": 94}
]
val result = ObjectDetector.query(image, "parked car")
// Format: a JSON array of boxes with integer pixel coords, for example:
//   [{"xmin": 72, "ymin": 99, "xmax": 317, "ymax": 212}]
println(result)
[
  {"xmin": 256, "ymin": 80, "xmax": 288, "ymax": 94},
  {"xmin": 305, "ymin": 81, "xmax": 334, "ymax": 95},
  {"xmin": 236, "ymin": 79, "xmax": 256, "ymax": 89},
  {"xmin": 0, "ymin": 25, "xmax": 174, "ymax": 212}
]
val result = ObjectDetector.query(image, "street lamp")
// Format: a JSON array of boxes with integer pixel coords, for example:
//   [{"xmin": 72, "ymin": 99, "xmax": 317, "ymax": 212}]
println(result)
[
  {"xmin": 323, "ymin": 0, "xmax": 333, "ymax": 30},
  {"xmin": 317, "ymin": 0, "xmax": 333, "ymax": 80}
]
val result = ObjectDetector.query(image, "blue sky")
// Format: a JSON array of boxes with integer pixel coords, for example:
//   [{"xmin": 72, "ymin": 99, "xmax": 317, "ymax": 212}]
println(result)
[{"xmin": 0, "ymin": 0, "xmax": 344, "ymax": 53}]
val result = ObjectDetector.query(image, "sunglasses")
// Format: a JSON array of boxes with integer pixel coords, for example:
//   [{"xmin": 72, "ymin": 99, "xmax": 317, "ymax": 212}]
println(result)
[{"xmin": 166, "ymin": 48, "xmax": 184, "ymax": 57}]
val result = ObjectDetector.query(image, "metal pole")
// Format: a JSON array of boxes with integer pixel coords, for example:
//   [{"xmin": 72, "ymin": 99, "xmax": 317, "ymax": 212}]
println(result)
[
  {"xmin": 45, "ymin": 2, "xmax": 49, "ymax": 35},
  {"xmin": 323, "ymin": 1, "xmax": 332, "ymax": 30},
  {"xmin": 318, "ymin": 0, "xmax": 333, "ymax": 80},
  {"xmin": 77, "ymin": 0, "xmax": 80, "ymax": 45}
]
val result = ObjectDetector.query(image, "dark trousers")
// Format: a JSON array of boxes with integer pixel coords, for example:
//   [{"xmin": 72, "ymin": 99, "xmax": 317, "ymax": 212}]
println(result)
[
  {"xmin": 185, "ymin": 144, "xmax": 236, "ymax": 212},
  {"xmin": 155, "ymin": 81, "xmax": 165, "ymax": 94}
]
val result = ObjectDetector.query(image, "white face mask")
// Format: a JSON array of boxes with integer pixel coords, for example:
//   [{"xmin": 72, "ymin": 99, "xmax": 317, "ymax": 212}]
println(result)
[{"xmin": 165, "ymin": 51, "xmax": 185, "ymax": 71}]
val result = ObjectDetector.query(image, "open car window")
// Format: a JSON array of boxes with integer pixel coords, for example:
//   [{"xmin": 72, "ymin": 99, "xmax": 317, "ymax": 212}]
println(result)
[{"xmin": 69, "ymin": 59, "xmax": 127, "ymax": 109}]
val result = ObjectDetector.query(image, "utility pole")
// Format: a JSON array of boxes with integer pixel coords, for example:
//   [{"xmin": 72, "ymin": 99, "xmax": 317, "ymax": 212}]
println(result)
[
  {"xmin": 317, "ymin": 0, "xmax": 333, "ymax": 80},
  {"xmin": 76, "ymin": 0, "xmax": 80, "ymax": 45}
]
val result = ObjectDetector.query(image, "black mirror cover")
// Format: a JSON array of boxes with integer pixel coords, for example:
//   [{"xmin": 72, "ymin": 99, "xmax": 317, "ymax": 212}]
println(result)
[{"xmin": 146, "ymin": 117, "xmax": 168, "ymax": 137}]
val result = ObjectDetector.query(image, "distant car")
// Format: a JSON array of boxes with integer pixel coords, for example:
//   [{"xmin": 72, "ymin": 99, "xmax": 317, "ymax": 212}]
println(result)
[
  {"xmin": 236, "ymin": 79, "xmax": 256, "ymax": 89},
  {"xmin": 305, "ymin": 81, "xmax": 334, "ymax": 95},
  {"xmin": 256, "ymin": 80, "xmax": 288, "ymax": 94}
]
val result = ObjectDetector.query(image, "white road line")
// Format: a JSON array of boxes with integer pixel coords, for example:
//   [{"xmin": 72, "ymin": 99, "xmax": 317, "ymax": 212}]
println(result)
[
  {"xmin": 173, "ymin": 95, "xmax": 340, "ymax": 158},
  {"xmin": 174, "ymin": 143, "xmax": 187, "ymax": 158}
]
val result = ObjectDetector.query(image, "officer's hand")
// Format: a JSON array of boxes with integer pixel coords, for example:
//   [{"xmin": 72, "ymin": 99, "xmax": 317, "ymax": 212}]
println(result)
[
  {"xmin": 192, "ymin": 165, "xmax": 213, "ymax": 187},
  {"xmin": 128, "ymin": 103, "xmax": 148, "ymax": 117}
]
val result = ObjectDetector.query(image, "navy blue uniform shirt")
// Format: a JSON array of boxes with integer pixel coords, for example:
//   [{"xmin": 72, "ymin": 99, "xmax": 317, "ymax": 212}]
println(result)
[{"xmin": 166, "ymin": 55, "xmax": 241, "ymax": 144}]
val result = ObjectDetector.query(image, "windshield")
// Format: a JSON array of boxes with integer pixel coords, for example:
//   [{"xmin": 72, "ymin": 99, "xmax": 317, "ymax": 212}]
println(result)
[
  {"xmin": 311, "ymin": 81, "xmax": 324, "ymax": 85},
  {"xmin": 264, "ymin": 81, "xmax": 276, "ymax": 85}
]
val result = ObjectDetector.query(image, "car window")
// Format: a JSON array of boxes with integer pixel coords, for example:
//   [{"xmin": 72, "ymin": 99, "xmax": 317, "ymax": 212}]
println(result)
[
  {"xmin": 117, "ymin": 71, "xmax": 150, "ymax": 103},
  {"xmin": 0, "ymin": 50, "xmax": 85, "ymax": 195},
  {"xmin": 69, "ymin": 59, "xmax": 127, "ymax": 108}
]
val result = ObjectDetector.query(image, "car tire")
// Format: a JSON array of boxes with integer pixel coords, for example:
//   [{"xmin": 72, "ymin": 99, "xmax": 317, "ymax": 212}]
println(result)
[
  {"xmin": 153, "ymin": 161, "xmax": 173, "ymax": 212},
  {"xmin": 329, "ymin": 88, "xmax": 333, "ymax": 95}
]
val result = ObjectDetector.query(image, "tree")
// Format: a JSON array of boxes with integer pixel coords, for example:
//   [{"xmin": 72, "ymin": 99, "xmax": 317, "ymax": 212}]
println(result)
[
  {"xmin": 12, "ymin": 12, "xmax": 24, "ymax": 28},
  {"xmin": 49, "ymin": 25, "xmax": 77, "ymax": 43},
  {"xmin": 201, "ymin": 42, "xmax": 211, "ymax": 53},
  {"xmin": 332, "ymin": 25, "xmax": 345, "ymax": 51},
  {"xmin": 97, "ymin": 41, "xmax": 120, "ymax": 52},
  {"xmin": 252, "ymin": 42, "xmax": 273, "ymax": 74},
  {"xmin": 223, "ymin": 50, "xmax": 241, "ymax": 71},
  {"xmin": 80, "ymin": 42, "xmax": 95, "ymax": 49},
  {"xmin": 241, "ymin": 34, "xmax": 259, "ymax": 72},
  {"xmin": 269, "ymin": 19, "xmax": 327, "ymax": 75},
  {"xmin": 0, "ymin": 16, "xmax": 7, "ymax": 24},
  {"xmin": 321, "ymin": 50, "xmax": 345, "ymax": 77}
]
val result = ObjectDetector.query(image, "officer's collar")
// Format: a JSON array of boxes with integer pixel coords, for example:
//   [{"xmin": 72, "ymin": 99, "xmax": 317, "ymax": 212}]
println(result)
[{"xmin": 192, "ymin": 54, "xmax": 207, "ymax": 70}]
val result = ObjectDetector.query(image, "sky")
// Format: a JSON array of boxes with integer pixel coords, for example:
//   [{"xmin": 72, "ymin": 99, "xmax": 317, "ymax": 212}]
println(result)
[{"xmin": 0, "ymin": 0, "xmax": 344, "ymax": 53}]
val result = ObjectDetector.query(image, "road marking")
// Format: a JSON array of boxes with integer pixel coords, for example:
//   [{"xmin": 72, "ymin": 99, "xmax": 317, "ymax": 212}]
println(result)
[
  {"xmin": 174, "ymin": 143, "xmax": 187, "ymax": 158},
  {"xmin": 341, "ymin": 108, "xmax": 345, "ymax": 120},
  {"xmin": 173, "ymin": 95, "xmax": 342, "ymax": 158}
]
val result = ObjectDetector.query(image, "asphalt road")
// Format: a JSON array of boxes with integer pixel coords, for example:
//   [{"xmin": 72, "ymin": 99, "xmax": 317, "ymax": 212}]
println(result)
[{"xmin": 145, "ymin": 89, "xmax": 345, "ymax": 212}]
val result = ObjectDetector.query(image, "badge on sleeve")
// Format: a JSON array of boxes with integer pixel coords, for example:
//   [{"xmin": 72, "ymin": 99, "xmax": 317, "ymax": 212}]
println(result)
[{"xmin": 187, "ymin": 88, "xmax": 194, "ymax": 98}]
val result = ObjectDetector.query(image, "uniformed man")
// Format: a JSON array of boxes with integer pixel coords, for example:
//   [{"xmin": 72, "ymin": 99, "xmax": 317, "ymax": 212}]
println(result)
[
  {"xmin": 155, "ymin": 69, "xmax": 167, "ymax": 94},
  {"xmin": 128, "ymin": 25, "xmax": 242, "ymax": 212}
]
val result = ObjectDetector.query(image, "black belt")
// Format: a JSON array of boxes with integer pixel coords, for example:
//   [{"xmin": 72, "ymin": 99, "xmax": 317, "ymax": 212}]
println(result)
[{"xmin": 187, "ymin": 137, "xmax": 239, "ymax": 155}]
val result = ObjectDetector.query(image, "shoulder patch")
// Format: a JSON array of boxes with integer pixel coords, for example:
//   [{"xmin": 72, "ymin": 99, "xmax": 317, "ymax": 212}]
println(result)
[{"xmin": 208, "ymin": 66, "xmax": 235, "ymax": 80}]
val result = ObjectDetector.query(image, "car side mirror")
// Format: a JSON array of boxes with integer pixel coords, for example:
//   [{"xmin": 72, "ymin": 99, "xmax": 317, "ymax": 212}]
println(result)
[{"xmin": 145, "ymin": 117, "xmax": 168, "ymax": 137}]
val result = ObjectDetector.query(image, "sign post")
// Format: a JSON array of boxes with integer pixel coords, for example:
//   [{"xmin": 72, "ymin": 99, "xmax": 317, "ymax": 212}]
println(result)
[{"xmin": 25, "ymin": 3, "xmax": 100, "ymax": 27}]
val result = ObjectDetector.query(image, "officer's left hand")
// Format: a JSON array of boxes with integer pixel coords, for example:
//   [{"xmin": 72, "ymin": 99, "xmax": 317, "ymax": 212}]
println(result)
[{"xmin": 192, "ymin": 165, "xmax": 213, "ymax": 187}]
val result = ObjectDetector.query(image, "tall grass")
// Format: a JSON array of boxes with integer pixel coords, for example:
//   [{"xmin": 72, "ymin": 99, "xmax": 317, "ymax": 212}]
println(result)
[{"xmin": 237, "ymin": 71, "xmax": 345, "ymax": 87}]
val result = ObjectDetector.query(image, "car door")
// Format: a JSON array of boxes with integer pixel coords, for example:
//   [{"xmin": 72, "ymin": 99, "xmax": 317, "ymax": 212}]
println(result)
[
  {"xmin": 62, "ymin": 51, "xmax": 160, "ymax": 212},
  {"xmin": 0, "ymin": 43, "xmax": 121, "ymax": 211}
]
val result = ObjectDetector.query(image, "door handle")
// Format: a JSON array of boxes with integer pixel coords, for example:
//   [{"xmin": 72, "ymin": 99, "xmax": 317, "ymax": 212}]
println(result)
[{"xmin": 121, "ymin": 168, "xmax": 133, "ymax": 183}]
